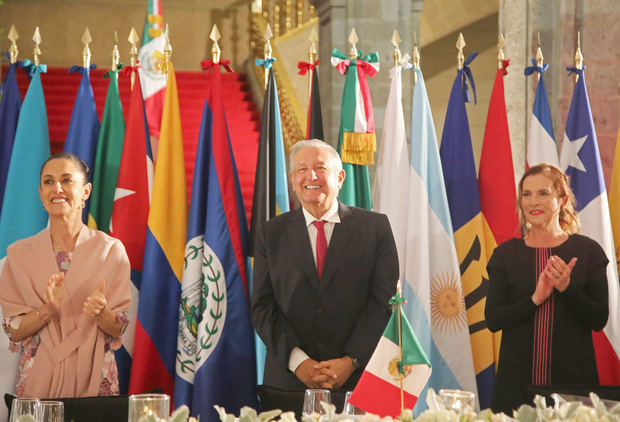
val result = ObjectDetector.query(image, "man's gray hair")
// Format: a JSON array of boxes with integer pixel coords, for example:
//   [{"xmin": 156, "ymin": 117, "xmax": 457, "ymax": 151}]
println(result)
[{"xmin": 289, "ymin": 139, "xmax": 342, "ymax": 172}]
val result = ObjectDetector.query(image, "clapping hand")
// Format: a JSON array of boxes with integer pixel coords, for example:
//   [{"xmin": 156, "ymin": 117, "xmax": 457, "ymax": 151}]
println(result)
[
  {"xmin": 45, "ymin": 273, "xmax": 64, "ymax": 313},
  {"xmin": 533, "ymin": 255, "xmax": 577, "ymax": 305},
  {"xmin": 83, "ymin": 280, "xmax": 107, "ymax": 318}
]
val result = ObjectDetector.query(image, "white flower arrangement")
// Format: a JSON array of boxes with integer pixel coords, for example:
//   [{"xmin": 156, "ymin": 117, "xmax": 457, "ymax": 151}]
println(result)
[{"xmin": 208, "ymin": 389, "xmax": 620, "ymax": 422}]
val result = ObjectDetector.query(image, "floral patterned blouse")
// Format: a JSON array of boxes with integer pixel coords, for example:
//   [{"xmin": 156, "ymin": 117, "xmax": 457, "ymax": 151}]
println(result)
[{"xmin": 2, "ymin": 251, "xmax": 128, "ymax": 396}]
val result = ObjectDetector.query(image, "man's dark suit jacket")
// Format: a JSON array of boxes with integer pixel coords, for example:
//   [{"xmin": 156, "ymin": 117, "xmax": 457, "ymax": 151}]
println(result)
[{"xmin": 251, "ymin": 202, "xmax": 399, "ymax": 391}]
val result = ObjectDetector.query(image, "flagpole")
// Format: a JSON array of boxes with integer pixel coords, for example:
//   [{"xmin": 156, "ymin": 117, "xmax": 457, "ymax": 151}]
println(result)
[
  {"xmin": 456, "ymin": 32, "xmax": 465, "ymax": 70},
  {"xmin": 162, "ymin": 24, "xmax": 171, "ymax": 79},
  {"xmin": 412, "ymin": 32, "xmax": 419, "ymax": 85},
  {"xmin": 536, "ymin": 33, "xmax": 543, "ymax": 83},
  {"xmin": 263, "ymin": 24, "xmax": 273, "ymax": 90},
  {"xmin": 32, "ymin": 27, "xmax": 41, "ymax": 67},
  {"xmin": 307, "ymin": 27, "xmax": 317, "ymax": 101},
  {"xmin": 211, "ymin": 24, "xmax": 222, "ymax": 64},
  {"xmin": 128, "ymin": 27, "xmax": 139, "ymax": 90},
  {"xmin": 8, "ymin": 25, "xmax": 19, "ymax": 64},
  {"xmin": 111, "ymin": 31, "xmax": 120, "ymax": 72},
  {"xmin": 81, "ymin": 28, "xmax": 92, "ymax": 69},
  {"xmin": 497, "ymin": 33, "xmax": 505, "ymax": 70},
  {"xmin": 396, "ymin": 280, "xmax": 404, "ymax": 414},
  {"xmin": 574, "ymin": 32, "xmax": 583, "ymax": 83}
]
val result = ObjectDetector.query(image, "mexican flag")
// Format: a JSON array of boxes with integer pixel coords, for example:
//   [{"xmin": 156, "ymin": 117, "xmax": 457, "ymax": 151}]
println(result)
[{"xmin": 349, "ymin": 305, "xmax": 431, "ymax": 417}]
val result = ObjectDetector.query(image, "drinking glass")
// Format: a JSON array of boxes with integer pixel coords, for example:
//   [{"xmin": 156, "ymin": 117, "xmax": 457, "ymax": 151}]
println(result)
[
  {"xmin": 438, "ymin": 389, "xmax": 476, "ymax": 413},
  {"xmin": 38, "ymin": 401, "xmax": 64, "ymax": 422},
  {"xmin": 9, "ymin": 398, "xmax": 40, "ymax": 422},
  {"xmin": 342, "ymin": 391, "xmax": 365, "ymax": 416},
  {"xmin": 302, "ymin": 389, "xmax": 331, "ymax": 417},
  {"xmin": 128, "ymin": 393, "xmax": 170, "ymax": 422}
]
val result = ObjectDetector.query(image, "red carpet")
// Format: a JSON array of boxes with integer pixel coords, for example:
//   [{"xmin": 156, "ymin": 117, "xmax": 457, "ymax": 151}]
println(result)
[{"xmin": 5, "ymin": 65, "xmax": 259, "ymax": 222}]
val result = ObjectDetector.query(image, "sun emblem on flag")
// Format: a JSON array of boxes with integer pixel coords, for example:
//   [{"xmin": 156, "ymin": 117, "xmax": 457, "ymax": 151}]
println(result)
[
  {"xmin": 430, "ymin": 271, "xmax": 467, "ymax": 333},
  {"xmin": 388, "ymin": 358, "xmax": 412, "ymax": 381}
]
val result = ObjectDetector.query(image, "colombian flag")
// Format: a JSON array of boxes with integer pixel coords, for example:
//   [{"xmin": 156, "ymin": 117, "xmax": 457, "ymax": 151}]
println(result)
[
  {"xmin": 439, "ymin": 52, "xmax": 499, "ymax": 409},
  {"xmin": 129, "ymin": 62, "xmax": 188, "ymax": 397}
]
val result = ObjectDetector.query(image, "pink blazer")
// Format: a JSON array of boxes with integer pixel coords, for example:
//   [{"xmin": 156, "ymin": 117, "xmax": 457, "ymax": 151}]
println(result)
[{"xmin": 0, "ymin": 225, "xmax": 131, "ymax": 398}]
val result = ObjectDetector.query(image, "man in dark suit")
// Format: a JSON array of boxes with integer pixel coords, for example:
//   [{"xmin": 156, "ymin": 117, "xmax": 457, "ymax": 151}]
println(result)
[{"xmin": 251, "ymin": 139, "xmax": 399, "ymax": 401}]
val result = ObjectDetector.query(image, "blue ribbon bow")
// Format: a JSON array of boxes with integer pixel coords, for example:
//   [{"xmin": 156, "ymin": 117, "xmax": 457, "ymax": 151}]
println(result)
[
  {"xmin": 524, "ymin": 58, "xmax": 549, "ymax": 76},
  {"xmin": 21, "ymin": 59, "xmax": 47, "ymax": 78},
  {"xmin": 69, "ymin": 64, "xmax": 97, "ymax": 74},
  {"xmin": 460, "ymin": 52, "xmax": 478, "ymax": 104},
  {"xmin": 255, "ymin": 57, "xmax": 276, "ymax": 69},
  {"xmin": 566, "ymin": 65, "xmax": 586, "ymax": 77}
]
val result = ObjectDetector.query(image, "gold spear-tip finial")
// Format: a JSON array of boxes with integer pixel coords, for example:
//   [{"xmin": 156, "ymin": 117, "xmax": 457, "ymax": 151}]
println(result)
[
  {"xmin": 497, "ymin": 32, "xmax": 505, "ymax": 69},
  {"xmin": 210, "ymin": 24, "xmax": 221, "ymax": 63},
  {"xmin": 456, "ymin": 32, "xmax": 465, "ymax": 70},
  {"xmin": 162, "ymin": 23, "xmax": 172, "ymax": 75},
  {"xmin": 81, "ymin": 27, "xmax": 92, "ymax": 68},
  {"xmin": 308, "ymin": 26, "xmax": 318, "ymax": 62},
  {"xmin": 111, "ymin": 30, "xmax": 120, "ymax": 71},
  {"xmin": 263, "ymin": 23, "xmax": 273, "ymax": 60},
  {"xmin": 412, "ymin": 31, "xmax": 420, "ymax": 70},
  {"xmin": 32, "ymin": 26, "xmax": 42, "ymax": 66},
  {"xmin": 8, "ymin": 24, "xmax": 19, "ymax": 64},
  {"xmin": 128, "ymin": 27, "xmax": 140, "ymax": 89},
  {"xmin": 536, "ymin": 32, "xmax": 544, "ymax": 67},
  {"xmin": 391, "ymin": 29, "xmax": 402, "ymax": 66},
  {"xmin": 348, "ymin": 27, "xmax": 359, "ymax": 59},
  {"xmin": 575, "ymin": 31, "xmax": 583, "ymax": 70}
]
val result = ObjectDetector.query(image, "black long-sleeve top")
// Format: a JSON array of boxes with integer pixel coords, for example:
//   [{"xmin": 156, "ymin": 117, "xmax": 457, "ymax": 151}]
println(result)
[{"xmin": 484, "ymin": 235, "xmax": 608, "ymax": 414}]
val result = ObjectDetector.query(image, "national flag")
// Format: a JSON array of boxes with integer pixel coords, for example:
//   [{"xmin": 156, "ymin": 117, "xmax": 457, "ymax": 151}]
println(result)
[
  {"xmin": 0, "ymin": 60, "xmax": 50, "ymax": 422},
  {"xmin": 439, "ymin": 52, "xmax": 498, "ymax": 409},
  {"xmin": 88, "ymin": 66, "xmax": 125, "ymax": 233},
  {"xmin": 174, "ymin": 62, "xmax": 258, "ymax": 420},
  {"xmin": 331, "ymin": 48, "xmax": 380, "ymax": 210},
  {"xmin": 0, "ymin": 60, "xmax": 23, "ymax": 211},
  {"xmin": 478, "ymin": 59, "xmax": 519, "ymax": 245},
  {"xmin": 63, "ymin": 64, "xmax": 100, "ymax": 221},
  {"xmin": 248, "ymin": 61, "xmax": 289, "ymax": 384},
  {"xmin": 525, "ymin": 58, "xmax": 558, "ymax": 167},
  {"xmin": 560, "ymin": 65, "xmax": 620, "ymax": 384},
  {"xmin": 129, "ymin": 62, "xmax": 187, "ymax": 397},
  {"xmin": 349, "ymin": 299, "xmax": 431, "ymax": 417},
  {"xmin": 109, "ymin": 65, "xmax": 154, "ymax": 394},
  {"xmin": 298, "ymin": 59, "xmax": 324, "ymax": 140},
  {"xmin": 402, "ymin": 65, "xmax": 478, "ymax": 412},
  {"xmin": 138, "ymin": 0, "xmax": 166, "ymax": 142}
]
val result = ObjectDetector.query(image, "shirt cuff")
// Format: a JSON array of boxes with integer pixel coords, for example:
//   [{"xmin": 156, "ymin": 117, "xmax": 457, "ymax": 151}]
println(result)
[{"xmin": 288, "ymin": 347, "xmax": 310, "ymax": 373}]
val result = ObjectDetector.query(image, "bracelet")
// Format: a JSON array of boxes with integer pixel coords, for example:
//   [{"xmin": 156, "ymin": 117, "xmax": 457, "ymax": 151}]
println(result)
[{"xmin": 36, "ymin": 307, "xmax": 49, "ymax": 323}]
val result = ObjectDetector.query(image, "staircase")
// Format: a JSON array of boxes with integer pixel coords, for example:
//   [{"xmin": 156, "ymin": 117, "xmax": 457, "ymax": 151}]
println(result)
[{"xmin": 6, "ymin": 65, "xmax": 260, "ymax": 222}]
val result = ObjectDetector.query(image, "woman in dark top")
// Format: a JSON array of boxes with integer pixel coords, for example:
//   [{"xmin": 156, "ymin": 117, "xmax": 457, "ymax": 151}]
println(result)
[{"xmin": 484, "ymin": 163, "xmax": 608, "ymax": 414}]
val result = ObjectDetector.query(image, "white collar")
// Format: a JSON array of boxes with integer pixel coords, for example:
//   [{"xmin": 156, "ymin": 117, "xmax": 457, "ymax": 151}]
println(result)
[{"xmin": 301, "ymin": 200, "xmax": 340, "ymax": 226}]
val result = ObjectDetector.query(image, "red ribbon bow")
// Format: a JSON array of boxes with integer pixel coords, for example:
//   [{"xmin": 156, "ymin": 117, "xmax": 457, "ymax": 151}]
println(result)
[
  {"xmin": 356, "ymin": 60, "xmax": 378, "ymax": 78},
  {"xmin": 119, "ymin": 64, "xmax": 141, "ymax": 77},
  {"xmin": 297, "ymin": 60, "xmax": 320, "ymax": 75},
  {"xmin": 201, "ymin": 59, "xmax": 233, "ymax": 73},
  {"xmin": 334, "ymin": 59, "xmax": 351, "ymax": 75},
  {"xmin": 501, "ymin": 59, "xmax": 510, "ymax": 76}
]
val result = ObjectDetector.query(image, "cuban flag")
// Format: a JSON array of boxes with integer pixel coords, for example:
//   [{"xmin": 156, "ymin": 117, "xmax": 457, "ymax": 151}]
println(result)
[
  {"xmin": 559, "ymin": 66, "xmax": 620, "ymax": 384},
  {"xmin": 403, "ymin": 66, "xmax": 478, "ymax": 413},
  {"xmin": 174, "ymin": 65, "xmax": 258, "ymax": 420},
  {"xmin": 525, "ymin": 58, "xmax": 559, "ymax": 167}
]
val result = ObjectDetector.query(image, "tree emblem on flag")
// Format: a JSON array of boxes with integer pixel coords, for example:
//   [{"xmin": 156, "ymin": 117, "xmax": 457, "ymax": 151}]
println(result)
[
  {"xmin": 176, "ymin": 236, "xmax": 227, "ymax": 380},
  {"xmin": 430, "ymin": 271, "xmax": 467, "ymax": 333}
]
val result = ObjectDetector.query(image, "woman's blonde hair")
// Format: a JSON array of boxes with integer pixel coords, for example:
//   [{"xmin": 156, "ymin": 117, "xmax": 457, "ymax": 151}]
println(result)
[{"xmin": 517, "ymin": 163, "xmax": 580, "ymax": 234}]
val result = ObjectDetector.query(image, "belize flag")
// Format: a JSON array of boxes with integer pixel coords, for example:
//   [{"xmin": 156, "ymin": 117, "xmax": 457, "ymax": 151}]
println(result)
[
  {"xmin": 403, "ymin": 66, "xmax": 477, "ymax": 412},
  {"xmin": 129, "ymin": 62, "xmax": 187, "ymax": 397},
  {"xmin": 559, "ymin": 66, "xmax": 620, "ymax": 384},
  {"xmin": 439, "ymin": 52, "xmax": 499, "ymax": 409},
  {"xmin": 174, "ymin": 64, "xmax": 258, "ymax": 420},
  {"xmin": 525, "ymin": 58, "xmax": 558, "ymax": 167}
]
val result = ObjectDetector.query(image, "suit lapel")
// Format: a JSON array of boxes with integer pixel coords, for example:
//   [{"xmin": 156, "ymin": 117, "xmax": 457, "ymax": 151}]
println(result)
[
  {"xmin": 319, "ymin": 202, "xmax": 354, "ymax": 295},
  {"xmin": 288, "ymin": 208, "xmax": 321, "ymax": 290}
]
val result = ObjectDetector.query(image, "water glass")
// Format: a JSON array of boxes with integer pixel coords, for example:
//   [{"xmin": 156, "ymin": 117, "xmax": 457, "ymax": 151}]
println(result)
[
  {"xmin": 9, "ymin": 398, "xmax": 40, "ymax": 422},
  {"xmin": 38, "ymin": 401, "xmax": 64, "ymax": 422},
  {"xmin": 128, "ymin": 393, "xmax": 170, "ymax": 422},
  {"xmin": 302, "ymin": 389, "xmax": 331, "ymax": 417},
  {"xmin": 342, "ymin": 391, "xmax": 365, "ymax": 416},
  {"xmin": 438, "ymin": 389, "xmax": 476, "ymax": 413}
]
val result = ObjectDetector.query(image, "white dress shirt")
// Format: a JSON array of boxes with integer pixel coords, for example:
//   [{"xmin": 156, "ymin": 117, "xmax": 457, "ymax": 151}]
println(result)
[{"xmin": 288, "ymin": 200, "xmax": 340, "ymax": 373}]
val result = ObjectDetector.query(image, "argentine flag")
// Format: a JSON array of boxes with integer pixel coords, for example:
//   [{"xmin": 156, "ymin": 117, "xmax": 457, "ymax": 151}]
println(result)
[{"xmin": 403, "ymin": 67, "xmax": 477, "ymax": 412}]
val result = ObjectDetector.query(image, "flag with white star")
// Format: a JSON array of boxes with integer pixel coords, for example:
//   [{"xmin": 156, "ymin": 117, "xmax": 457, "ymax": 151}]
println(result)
[{"xmin": 560, "ymin": 66, "xmax": 620, "ymax": 383}]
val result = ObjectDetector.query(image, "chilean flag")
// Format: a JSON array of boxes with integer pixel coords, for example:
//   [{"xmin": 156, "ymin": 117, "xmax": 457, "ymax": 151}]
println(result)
[{"xmin": 173, "ymin": 63, "xmax": 257, "ymax": 420}]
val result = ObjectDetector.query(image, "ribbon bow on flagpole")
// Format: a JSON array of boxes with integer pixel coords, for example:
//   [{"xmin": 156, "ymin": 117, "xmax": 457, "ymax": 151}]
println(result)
[
  {"xmin": 524, "ymin": 57, "xmax": 549, "ymax": 76},
  {"xmin": 69, "ymin": 64, "xmax": 97, "ymax": 74},
  {"xmin": 460, "ymin": 52, "xmax": 478, "ymax": 104},
  {"xmin": 119, "ymin": 64, "xmax": 141, "ymax": 77},
  {"xmin": 103, "ymin": 63, "xmax": 124, "ymax": 79},
  {"xmin": 202, "ymin": 59, "xmax": 234, "ymax": 73},
  {"xmin": 566, "ymin": 65, "xmax": 586, "ymax": 76},
  {"xmin": 21, "ymin": 59, "xmax": 47, "ymax": 78},
  {"xmin": 297, "ymin": 60, "xmax": 319, "ymax": 75},
  {"xmin": 255, "ymin": 57, "xmax": 276, "ymax": 69}
]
